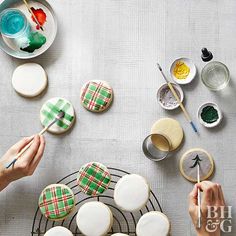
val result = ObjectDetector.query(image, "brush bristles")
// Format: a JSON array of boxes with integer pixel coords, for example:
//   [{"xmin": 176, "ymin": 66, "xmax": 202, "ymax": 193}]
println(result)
[{"xmin": 156, "ymin": 63, "xmax": 162, "ymax": 71}]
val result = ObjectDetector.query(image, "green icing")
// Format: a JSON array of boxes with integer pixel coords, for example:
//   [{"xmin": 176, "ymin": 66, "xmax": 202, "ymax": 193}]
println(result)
[
  {"xmin": 201, "ymin": 106, "xmax": 219, "ymax": 124},
  {"xmin": 21, "ymin": 32, "xmax": 46, "ymax": 53}
]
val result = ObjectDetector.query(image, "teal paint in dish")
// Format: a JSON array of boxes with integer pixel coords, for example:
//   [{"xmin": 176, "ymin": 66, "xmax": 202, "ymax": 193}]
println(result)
[{"xmin": 0, "ymin": 9, "xmax": 30, "ymax": 38}]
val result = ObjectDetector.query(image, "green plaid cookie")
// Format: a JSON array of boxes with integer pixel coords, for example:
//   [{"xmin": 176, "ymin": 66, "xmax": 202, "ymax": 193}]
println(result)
[
  {"xmin": 80, "ymin": 80, "xmax": 113, "ymax": 112},
  {"xmin": 39, "ymin": 184, "xmax": 75, "ymax": 220},
  {"xmin": 40, "ymin": 97, "xmax": 75, "ymax": 134},
  {"xmin": 77, "ymin": 162, "xmax": 111, "ymax": 196}
]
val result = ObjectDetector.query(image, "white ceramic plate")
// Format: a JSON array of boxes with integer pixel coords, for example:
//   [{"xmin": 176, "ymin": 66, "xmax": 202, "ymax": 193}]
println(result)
[
  {"xmin": 0, "ymin": 0, "xmax": 57, "ymax": 59},
  {"xmin": 170, "ymin": 57, "xmax": 197, "ymax": 85},
  {"xmin": 198, "ymin": 102, "xmax": 223, "ymax": 128}
]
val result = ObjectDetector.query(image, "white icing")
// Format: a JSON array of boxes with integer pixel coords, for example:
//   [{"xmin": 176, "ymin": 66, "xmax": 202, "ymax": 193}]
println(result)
[
  {"xmin": 40, "ymin": 97, "xmax": 75, "ymax": 134},
  {"xmin": 12, "ymin": 63, "xmax": 47, "ymax": 97},
  {"xmin": 76, "ymin": 201, "xmax": 113, "ymax": 236},
  {"xmin": 114, "ymin": 174, "xmax": 150, "ymax": 212},
  {"xmin": 136, "ymin": 212, "xmax": 170, "ymax": 236},
  {"xmin": 44, "ymin": 226, "xmax": 73, "ymax": 236},
  {"xmin": 111, "ymin": 234, "xmax": 129, "ymax": 236}
]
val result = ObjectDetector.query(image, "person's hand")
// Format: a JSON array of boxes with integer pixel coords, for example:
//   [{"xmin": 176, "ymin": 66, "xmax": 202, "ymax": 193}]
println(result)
[
  {"xmin": 0, "ymin": 135, "xmax": 45, "ymax": 191},
  {"xmin": 189, "ymin": 181, "xmax": 226, "ymax": 236}
]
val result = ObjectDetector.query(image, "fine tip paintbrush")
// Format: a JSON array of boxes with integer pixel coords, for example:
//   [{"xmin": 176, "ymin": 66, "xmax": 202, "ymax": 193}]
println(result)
[
  {"xmin": 156, "ymin": 63, "xmax": 198, "ymax": 133},
  {"xmin": 190, "ymin": 155, "xmax": 202, "ymax": 229},
  {"xmin": 22, "ymin": 0, "xmax": 44, "ymax": 31},
  {"xmin": 5, "ymin": 111, "xmax": 65, "ymax": 169}
]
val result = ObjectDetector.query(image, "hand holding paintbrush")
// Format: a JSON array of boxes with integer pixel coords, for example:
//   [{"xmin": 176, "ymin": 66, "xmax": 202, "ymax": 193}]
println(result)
[{"xmin": 5, "ymin": 111, "xmax": 65, "ymax": 169}]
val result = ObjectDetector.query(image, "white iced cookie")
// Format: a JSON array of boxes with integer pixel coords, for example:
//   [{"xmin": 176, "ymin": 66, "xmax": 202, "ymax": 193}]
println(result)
[
  {"xmin": 40, "ymin": 97, "xmax": 75, "ymax": 134},
  {"xmin": 76, "ymin": 201, "xmax": 113, "ymax": 236},
  {"xmin": 44, "ymin": 226, "xmax": 73, "ymax": 236},
  {"xmin": 136, "ymin": 211, "xmax": 171, "ymax": 236},
  {"xmin": 12, "ymin": 63, "xmax": 47, "ymax": 97},
  {"xmin": 111, "ymin": 234, "xmax": 129, "ymax": 236},
  {"xmin": 114, "ymin": 174, "xmax": 150, "ymax": 212}
]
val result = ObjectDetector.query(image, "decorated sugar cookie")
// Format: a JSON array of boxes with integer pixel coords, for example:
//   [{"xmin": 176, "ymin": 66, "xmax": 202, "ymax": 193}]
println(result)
[
  {"xmin": 38, "ymin": 184, "xmax": 75, "ymax": 221},
  {"xmin": 77, "ymin": 162, "xmax": 111, "ymax": 196},
  {"xmin": 114, "ymin": 174, "xmax": 150, "ymax": 212},
  {"xmin": 136, "ymin": 211, "xmax": 171, "ymax": 236},
  {"xmin": 40, "ymin": 97, "xmax": 75, "ymax": 134},
  {"xmin": 80, "ymin": 80, "xmax": 113, "ymax": 112},
  {"xmin": 12, "ymin": 63, "xmax": 47, "ymax": 97},
  {"xmin": 44, "ymin": 226, "xmax": 73, "ymax": 236},
  {"xmin": 180, "ymin": 148, "xmax": 214, "ymax": 182},
  {"xmin": 76, "ymin": 201, "xmax": 113, "ymax": 236},
  {"xmin": 111, "ymin": 234, "xmax": 129, "ymax": 236},
  {"xmin": 151, "ymin": 118, "xmax": 184, "ymax": 151}
]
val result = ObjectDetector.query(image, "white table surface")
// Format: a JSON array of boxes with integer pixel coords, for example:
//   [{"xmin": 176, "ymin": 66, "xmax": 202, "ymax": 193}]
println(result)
[{"xmin": 0, "ymin": 0, "xmax": 236, "ymax": 235}]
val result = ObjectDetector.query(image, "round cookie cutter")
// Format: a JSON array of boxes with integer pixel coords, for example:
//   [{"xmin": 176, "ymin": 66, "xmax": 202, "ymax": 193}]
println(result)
[{"xmin": 142, "ymin": 133, "xmax": 171, "ymax": 162}]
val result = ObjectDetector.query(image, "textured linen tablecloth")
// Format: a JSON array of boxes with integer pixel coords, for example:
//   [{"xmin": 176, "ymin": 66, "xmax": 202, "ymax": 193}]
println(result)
[{"xmin": 0, "ymin": 0, "xmax": 236, "ymax": 235}]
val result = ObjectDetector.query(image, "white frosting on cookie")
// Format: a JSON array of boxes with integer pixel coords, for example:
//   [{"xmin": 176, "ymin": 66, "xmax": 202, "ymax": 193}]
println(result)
[
  {"xmin": 76, "ymin": 201, "xmax": 113, "ymax": 236},
  {"xmin": 114, "ymin": 174, "xmax": 150, "ymax": 212},
  {"xmin": 12, "ymin": 63, "xmax": 47, "ymax": 97},
  {"xmin": 111, "ymin": 234, "xmax": 129, "ymax": 236},
  {"xmin": 136, "ymin": 211, "xmax": 170, "ymax": 236},
  {"xmin": 44, "ymin": 226, "xmax": 73, "ymax": 236}
]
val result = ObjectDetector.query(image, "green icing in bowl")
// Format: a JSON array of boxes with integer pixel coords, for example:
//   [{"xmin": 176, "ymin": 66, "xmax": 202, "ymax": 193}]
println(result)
[{"xmin": 200, "ymin": 106, "xmax": 219, "ymax": 124}]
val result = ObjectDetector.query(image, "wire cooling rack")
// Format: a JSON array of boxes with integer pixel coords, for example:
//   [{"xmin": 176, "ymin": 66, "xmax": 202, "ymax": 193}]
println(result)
[{"xmin": 31, "ymin": 167, "xmax": 163, "ymax": 235}]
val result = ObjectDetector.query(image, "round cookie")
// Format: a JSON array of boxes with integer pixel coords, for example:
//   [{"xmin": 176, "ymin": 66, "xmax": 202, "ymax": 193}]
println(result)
[
  {"xmin": 80, "ymin": 80, "xmax": 113, "ymax": 112},
  {"xmin": 76, "ymin": 201, "xmax": 113, "ymax": 236},
  {"xmin": 180, "ymin": 148, "xmax": 214, "ymax": 182},
  {"xmin": 136, "ymin": 211, "xmax": 171, "ymax": 236},
  {"xmin": 151, "ymin": 118, "xmax": 184, "ymax": 151},
  {"xmin": 38, "ymin": 184, "xmax": 75, "ymax": 221},
  {"xmin": 77, "ymin": 162, "xmax": 111, "ymax": 196},
  {"xmin": 44, "ymin": 226, "xmax": 73, "ymax": 236},
  {"xmin": 40, "ymin": 97, "xmax": 75, "ymax": 134},
  {"xmin": 12, "ymin": 63, "xmax": 47, "ymax": 97},
  {"xmin": 114, "ymin": 174, "xmax": 150, "ymax": 212},
  {"xmin": 111, "ymin": 234, "xmax": 129, "ymax": 236}
]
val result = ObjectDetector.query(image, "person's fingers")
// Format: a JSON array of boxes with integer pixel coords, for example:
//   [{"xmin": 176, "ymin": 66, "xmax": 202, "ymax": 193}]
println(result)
[
  {"xmin": 28, "ymin": 135, "xmax": 46, "ymax": 174},
  {"xmin": 8, "ymin": 136, "xmax": 34, "ymax": 154},
  {"xmin": 189, "ymin": 184, "xmax": 198, "ymax": 206},
  {"xmin": 196, "ymin": 181, "xmax": 213, "ymax": 205},
  {"xmin": 18, "ymin": 135, "xmax": 40, "ymax": 167},
  {"xmin": 217, "ymin": 184, "xmax": 226, "ymax": 206}
]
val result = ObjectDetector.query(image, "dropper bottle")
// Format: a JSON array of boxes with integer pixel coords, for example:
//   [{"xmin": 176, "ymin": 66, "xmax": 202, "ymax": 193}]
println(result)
[{"xmin": 200, "ymin": 48, "xmax": 230, "ymax": 91}]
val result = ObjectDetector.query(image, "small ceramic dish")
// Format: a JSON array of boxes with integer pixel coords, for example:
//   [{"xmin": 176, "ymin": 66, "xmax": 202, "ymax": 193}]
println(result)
[
  {"xmin": 198, "ymin": 102, "xmax": 223, "ymax": 128},
  {"xmin": 0, "ymin": 0, "xmax": 57, "ymax": 59},
  {"xmin": 170, "ymin": 58, "xmax": 197, "ymax": 85},
  {"xmin": 157, "ymin": 82, "xmax": 184, "ymax": 110}
]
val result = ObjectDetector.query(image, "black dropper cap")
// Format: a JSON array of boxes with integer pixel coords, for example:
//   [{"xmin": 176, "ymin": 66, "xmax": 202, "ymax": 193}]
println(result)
[{"xmin": 201, "ymin": 48, "xmax": 213, "ymax": 62}]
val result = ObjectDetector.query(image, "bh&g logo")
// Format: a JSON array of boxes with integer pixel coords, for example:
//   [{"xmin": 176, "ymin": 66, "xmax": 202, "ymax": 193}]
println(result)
[{"xmin": 206, "ymin": 206, "xmax": 232, "ymax": 233}]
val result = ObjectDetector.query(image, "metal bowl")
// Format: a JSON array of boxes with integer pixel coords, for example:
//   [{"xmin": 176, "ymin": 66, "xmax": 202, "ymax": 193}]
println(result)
[{"xmin": 0, "ymin": 0, "xmax": 57, "ymax": 59}]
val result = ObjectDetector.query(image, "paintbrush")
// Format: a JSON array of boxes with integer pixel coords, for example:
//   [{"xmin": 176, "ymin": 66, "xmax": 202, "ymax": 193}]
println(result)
[
  {"xmin": 197, "ymin": 163, "xmax": 201, "ymax": 229},
  {"xmin": 157, "ymin": 63, "xmax": 198, "ymax": 133},
  {"xmin": 22, "ymin": 0, "xmax": 44, "ymax": 31},
  {"xmin": 190, "ymin": 155, "xmax": 202, "ymax": 229},
  {"xmin": 5, "ymin": 111, "xmax": 65, "ymax": 169}
]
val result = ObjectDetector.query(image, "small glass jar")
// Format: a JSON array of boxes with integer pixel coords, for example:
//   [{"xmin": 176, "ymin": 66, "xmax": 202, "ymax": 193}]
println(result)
[
  {"xmin": 0, "ymin": 8, "xmax": 31, "ymax": 48},
  {"xmin": 201, "ymin": 61, "xmax": 230, "ymax": 91}
]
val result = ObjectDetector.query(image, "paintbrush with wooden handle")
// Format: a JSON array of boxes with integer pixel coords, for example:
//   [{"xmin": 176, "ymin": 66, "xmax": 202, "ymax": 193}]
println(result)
[
  {"xmin": 5, "ymin": 111, "xmax": 65, "ymax": 169},
  {"xmin": 157, "ymin": 63, "xmax": 198, "ymax": 133},
  {"xmin": 22, "ymin": 0, "xmax": 44, "ymax": 31}
]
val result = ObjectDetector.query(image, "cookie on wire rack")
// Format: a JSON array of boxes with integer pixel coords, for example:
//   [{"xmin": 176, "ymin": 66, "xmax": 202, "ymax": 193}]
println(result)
[
  {"xmin": 76, "ymin": 201, "xmax": 113, "ymax": 236},
  {"xmin": 77, "ymin": 162, "xmax": 111, "ymax": 196},
  {"xmin": 80, "ymin": 80, "xmax": 113, "ymax": 112},
  {"xmin": 38, "ymin": 184, "xmax": 75, "ymax": 221},
  {"xmin": 44, "ymin": 226, "xmax": 73, "ymax": 236}
]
